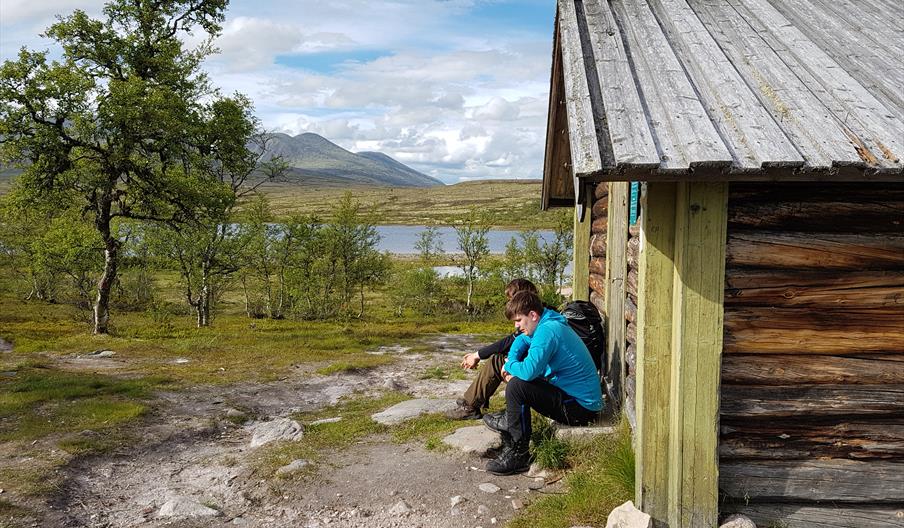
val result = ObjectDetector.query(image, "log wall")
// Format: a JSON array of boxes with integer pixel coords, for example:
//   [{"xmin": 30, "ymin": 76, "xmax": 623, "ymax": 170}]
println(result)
[{"xmin": 719, "ymin": 183, "xmax": 904, "ymax": 528}]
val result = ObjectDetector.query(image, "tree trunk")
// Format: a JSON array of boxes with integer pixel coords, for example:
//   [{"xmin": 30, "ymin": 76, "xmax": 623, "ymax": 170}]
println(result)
[
  {"xmin": 197, "ymin": 266, "xmax": 211, "ymax": 327},
  {"xmin": 94, "ymin": 226, "xmax": 119, "ymax": 335},
  {"xmin": 241, "ymin": 275, "xmax": 252, "ymax": 318}
]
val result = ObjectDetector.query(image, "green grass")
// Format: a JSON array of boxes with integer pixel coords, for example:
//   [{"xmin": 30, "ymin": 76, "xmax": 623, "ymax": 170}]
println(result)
[
  {"xmin": 419, "ymin": 365, "xmax": 466, "ymax": 380},
  {"xmin": 530, "ymin": 417, "xmax": 571, "ymax": 470},
  {"xmin": 256, "ymin": 180, "xmax": 569, "ymax": 229},
  {"xmin": 509, "ymin": 420, "xmax": 635, "ymax": 528}
]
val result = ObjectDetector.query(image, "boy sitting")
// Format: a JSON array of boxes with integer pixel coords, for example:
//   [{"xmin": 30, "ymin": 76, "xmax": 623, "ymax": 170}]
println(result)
[
  {"xmin": 484, "ymin": 290, "xmax": 603, "ymax": 475},
  {"xmin": 445, "ymin": 278, "xmax": 540, "ymax": 420}
]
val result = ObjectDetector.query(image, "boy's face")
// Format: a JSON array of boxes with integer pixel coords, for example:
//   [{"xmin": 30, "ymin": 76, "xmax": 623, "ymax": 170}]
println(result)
[{"xmin": 512, "ymin": 310, "xmax": 541, "ymax": 336}]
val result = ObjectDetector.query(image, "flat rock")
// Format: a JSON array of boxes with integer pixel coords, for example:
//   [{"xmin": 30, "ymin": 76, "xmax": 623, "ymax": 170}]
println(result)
[
  {"xmin": 275, "ymin": 459, "xmax": 310, "ymax": 476},
  {"xmin": 388, "ymin": 500, "xmax": 412, "ymax": 515},
  {"xmin": 371, "ymin": 398, "xmax": 458, "ymax": 425},
  {"xmin": 0, "ymin": 339, "xmax": 12, "ymax": 353},
  {"xmin": 157, "ymin": 496, "xmax": 219, "ymax": 518},
  {"xmin": 248, "ymin": 418, "xmax": 304, "ymax": 448},
  {"xmin": 720, "ymin": 514, "xmax": 757, "ymax": 528},
  {"xmin": 87, "ymin": 350, "xmax": 116, "ymax": 358},
  {"xmin": 554, "ymin": 424, "xmax": 615, "ymax": 442},
  {"xmin": 606, "ymin": 500, "xmax": 652, "ymax": 528},
  {"xmin": 442, "ymin": 425, "xmax": 503, "ymax": 455},
  {"xmin": 478, "ymin": 483, "xmax": 500, "ymax": 494}
]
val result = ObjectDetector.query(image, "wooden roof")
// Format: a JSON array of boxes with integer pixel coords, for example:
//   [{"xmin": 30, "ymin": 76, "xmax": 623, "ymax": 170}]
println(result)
[{"xmin": 543, "ymin": 0, "xmax": 904, "ymax": 197}]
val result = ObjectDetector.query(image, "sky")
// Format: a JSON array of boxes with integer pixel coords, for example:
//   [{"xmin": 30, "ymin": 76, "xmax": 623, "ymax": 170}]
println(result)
[{"xmin": 0, "ymin": 0, "xmax": 558, "ymax": 184}]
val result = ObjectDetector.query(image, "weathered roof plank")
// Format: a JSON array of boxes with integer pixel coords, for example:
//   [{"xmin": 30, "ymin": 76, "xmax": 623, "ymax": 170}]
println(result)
[
  {"xmin": 737, "ymin": 0, "xmax": 904, "ymax": 170},
  {"xmin": 558, "ymin": 0, "xmax": 605, "ymax": 177},
  {"xmin": 691, "ymin": 0, "xmax": 863, "ymax": 170},
  {"xmin": 612, "ymin": 0, "xmax": 733, "ymax": 170},
  {"xmin": 582, "ymin": 0, "xmax": 660, "ymax": 168},
  {"xmin": 647, "ymin": 0, "xmax": 805, "ymax": 170}
]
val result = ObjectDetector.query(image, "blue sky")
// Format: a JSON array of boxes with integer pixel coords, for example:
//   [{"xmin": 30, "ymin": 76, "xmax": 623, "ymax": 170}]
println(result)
[{"xmin": 0, "ymin": 0, "xmax": 557, "ymax": 184}]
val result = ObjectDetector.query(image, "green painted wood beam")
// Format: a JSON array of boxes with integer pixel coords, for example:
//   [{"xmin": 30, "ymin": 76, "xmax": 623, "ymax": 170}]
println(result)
[
  {"xmin": 573, "ymin": 186, "xmax": 591, "ymax": 301},
  {"xmin": 667, "ymin": 181, "xmax": 729, "ymax": 528},
  {"xmin": 635, "ymin": 182, "xmax": 677, "ymax": 525},
  {"xmin": 605, "ymin": 182, "xmax": 630, "ymax": 409}
]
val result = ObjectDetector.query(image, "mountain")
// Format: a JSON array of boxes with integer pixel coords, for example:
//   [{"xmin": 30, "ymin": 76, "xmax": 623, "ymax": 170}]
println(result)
[{"xmin": 263, "ymin": 133, "xmax": 444, "ymax": 187}]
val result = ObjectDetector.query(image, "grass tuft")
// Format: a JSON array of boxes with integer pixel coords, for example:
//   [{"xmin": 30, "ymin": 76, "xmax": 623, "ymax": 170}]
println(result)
[{"xmin": 509, "ymin": 419, "xmax": 635, "ymax": 528}]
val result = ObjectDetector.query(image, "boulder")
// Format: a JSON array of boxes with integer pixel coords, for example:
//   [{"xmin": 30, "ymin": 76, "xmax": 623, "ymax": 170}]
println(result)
[
  {"xmin": 606, "ymin": 500, "xmax": 652, "ymax": 528},
  {"xmin": 371, "ymin": 399, "xmax": 458, "ymax": 425},
  {"xmin": 554, "ymin": 424, "xmax": 615, "ymax": 442},
  {"xmin": 720, "ymin": 514, "xmax": 757, "ymax": 528},
  {"xmin": 275, "ymin": 459, "xmax": 310, "ymax": 476},
  {"xmin": 442, "ymin": 425, "xmax": 503, "ymax": 456},
  {"xmin": 248, "ymin": 418, "xmax": 304, "ymax": 448}
]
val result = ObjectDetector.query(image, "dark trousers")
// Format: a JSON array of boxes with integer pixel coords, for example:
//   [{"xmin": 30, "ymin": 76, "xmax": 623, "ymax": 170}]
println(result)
[
  {"xmin": 505, "ymin": 377, "xmax": 598, "ymax": 443},
  {"xmin": 462, "ymin": 352, "xmax": 507, "ymax": 409}
]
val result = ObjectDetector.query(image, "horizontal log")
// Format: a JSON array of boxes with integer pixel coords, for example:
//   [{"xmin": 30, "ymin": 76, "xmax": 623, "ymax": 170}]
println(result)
[
  {"xmin": 721, "ymin": 355, "xmax": 904, "ymax": 385},
  {"xmin": 625, "ymin": 296, "xmax": 637, "ymax": 325},
  {"xmin": 726, "ymin": 232, "xmax": 904, "ymax": 270},
  {"xmin": 594, "ymin": 182, "xmax": 609, "ymax": 200},
  {"xmin": 723, "ymin": 307, "xmax": 904, "ymax": 355},
  {"xmin": 591, "ymin": 215, "xmax": 608, "ymax": 234},
  {"xmin": 724, "ymin": 269, "xmax": 904, "ymax": 309},
  {"xmin": 590, "ymin": 290, "xmax": 605, "ymax": 321},
  {"xmin": 728, "ymin": 201, "xmax": 904, "ymax": 233},
  {"xmin": 723, "ymin": 503, "xmax": 904, "ymax": 528},
  {"xmin": 590, "ymin": 234, "xmax": 606, "ymax": 258},
  {"xmin": 720, "ymin": 459, "xmax": 904, "ymax": 502},
  {"xmin": 626, "ymin": 236, "xmax": 639, "ymax": 268},
  {"xmin": 626, "ymin": 268, "xmax": 637, "ymax": 297},
  {"xmin": 589, "ymin": 273, "xmax": 606, "ymax": 297},
  {"xmin": 721, "ymin": 384, "xmax": 904, "ymax": 417},
  {"xmin": 729, "ymin": 182, "xmax": 904, "ymax": 204},
  {"xmin": 626, "ymin": 343, "xmax": 636, "ymax": 373},
  {"xmin": 592, "ymin": 197, "xmax": 608, "ymax": 219},
  {"xmin": 719, "ymin": 419, "xmax": 904, "ymax": 459},
  {"xmin": 626, "ymin": 321, "xmax": 636, "ymax": 345},
  {"xmin": 589, "ymin": 257, "xmax": 605, "ymax": 276}
]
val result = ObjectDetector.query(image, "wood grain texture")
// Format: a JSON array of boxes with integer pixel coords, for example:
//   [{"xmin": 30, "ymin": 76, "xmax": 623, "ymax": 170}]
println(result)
[
  {"xmin": 728, "ymin": 182, "xmax": 904, "ymax": 203},
  {"xmin": 723, "ymin": 307, "xmax": 904, "ymax": 354},
  {"xmin": 722, "ymin": 354, "xmax": 904, "ymax": 385},
  {"xmin": 725, "ymin": 232, "xmax": 904, "ymax": 270},
  {"xmin": 541, "ymin": 18, "xmax": 576, "ymax": 209},
  {"xmin": 605, "ymin": 182, "xmax": 629, "ymax": 410},
  {"xmin": 557, "ymin": 0, "xmax": 604, "ymax": 177},
  {"xmin": 720, "ymin": 459, "xmax": 904, "ymax": 502},
  {"xmin": 573, "ymin": 191, "xmax": 591, "ymax": 301},
  {"xmin": 634, "ymin": 182, "xmax": 676, "ymax": 523},
  {"xmin": 727, "ymin": 200, "xmax": 904, "ymax": 233},
  {"xmin": 589, "ymin": 256, "xmax": 606, "ymax": 276},
  {"xmin": 581, "ymin": 0, "xmax": 660, "ymax": 168},
  {"xmin": 724, "ymin": 269, "xmax": 904, "ymax": 309},
  {"xmin": 594, "ymin": 182, "xmax": 609, "ymax": 199},
  {"xmin": 625, "ymin": 295, "xmax": 637, "ymax": 325},
  {"xmin": 592, "ymin": 195, "xmax": 608, "ymax": 218},
  {"xmin": 589, "ymin": 273, "xmax": 607, "ymax": 298},
  {"xmin": 724, "ymin": 503, "xmax": 904, "ymax": 528},
  {"xmin": 647, "ymin": 0, "xmax": 804, "ymax": 169},
  {"xmin": 666, "ymin": 181, "xmax": 728, "ymax": 528},
  {"xmin": 590, "ymin": 290, "xmax": 606, "ymax": 320},
  {"xmin": 719, "ymin": 419, "xmax": 904, "ymax": 459},
  {"xmin": 590, "ymin": 233, "xmax": 607, "ymax": 258},
  {"xmin": 721, "ymin": 384, "xmax": 904, "ymax": 417},
  {"xmin": 611, "ymin": 0, "xmax": 733, "ymax": 170},
  {"xmin": 591, "ymin": 215, "xmax": 608, "ymax": 234}
]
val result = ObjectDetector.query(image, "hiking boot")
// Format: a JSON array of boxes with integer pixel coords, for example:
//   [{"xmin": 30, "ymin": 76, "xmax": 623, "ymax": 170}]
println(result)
[
  {"xmin": 486, "ymin": 441, "xmax": 532, "ymax": 476},
  {"xmin": 445, "ymin": 401, "xmax": 482, "ymax": 420},
  {"xmin": 482, "ymin": 410, "xmax": 507, "ymax": 433}
]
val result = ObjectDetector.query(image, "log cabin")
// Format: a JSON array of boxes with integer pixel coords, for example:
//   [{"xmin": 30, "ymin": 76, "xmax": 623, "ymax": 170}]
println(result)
[{"xmin": 541, "ymin": 1, "xmax": 904, "ymax": 527}]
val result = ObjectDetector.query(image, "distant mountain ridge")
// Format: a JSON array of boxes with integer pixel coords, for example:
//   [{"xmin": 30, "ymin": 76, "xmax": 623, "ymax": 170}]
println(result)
[{"xmin": 263, "ymin": 133, "xmax": 444, "ymax": 188}]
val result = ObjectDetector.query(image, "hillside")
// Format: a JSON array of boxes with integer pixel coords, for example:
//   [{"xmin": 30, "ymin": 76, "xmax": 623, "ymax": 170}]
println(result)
[
  {"xmin": 264, "ymin": 133, "xmax": 444, "ymax": 188},
  {"xmin": 257, "ymin": 179, "xmax": 568, "ymax": 229}
]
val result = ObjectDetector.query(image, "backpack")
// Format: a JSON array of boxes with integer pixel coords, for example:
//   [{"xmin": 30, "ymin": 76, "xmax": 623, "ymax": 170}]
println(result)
[{"xmin": 562, "ymin": 301, "xmax": 606, "ymax": 374}]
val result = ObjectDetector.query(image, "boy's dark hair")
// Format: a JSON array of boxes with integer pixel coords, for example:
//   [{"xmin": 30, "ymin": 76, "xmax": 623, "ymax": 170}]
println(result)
[
  {"xmin": 505, "ymin": 291, "xmax": 544, "ymax": 320},
  {"xmin": 504, "ymin": 278, "xmax": 538, "ymax": 300}
]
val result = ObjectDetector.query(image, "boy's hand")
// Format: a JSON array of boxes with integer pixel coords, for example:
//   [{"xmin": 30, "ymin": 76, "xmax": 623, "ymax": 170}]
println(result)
[
  {"xmin": 501, "ymin": 367, "xmax": 513, "ymax": 382},
  {"xmin": 461, "ymin": 352, "xmax": 480, "ymax": 370}
]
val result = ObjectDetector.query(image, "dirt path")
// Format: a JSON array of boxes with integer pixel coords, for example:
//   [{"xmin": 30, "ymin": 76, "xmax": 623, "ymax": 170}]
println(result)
[{"xmin": 36, "ymin": 334, "xmax": 547, "ymax": 528}]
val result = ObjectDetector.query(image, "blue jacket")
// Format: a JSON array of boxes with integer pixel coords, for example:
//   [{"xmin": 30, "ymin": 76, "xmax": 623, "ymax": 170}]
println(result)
[{"xmin": 504, "ymin": 308, "xmax": 603, "ymax": 411}]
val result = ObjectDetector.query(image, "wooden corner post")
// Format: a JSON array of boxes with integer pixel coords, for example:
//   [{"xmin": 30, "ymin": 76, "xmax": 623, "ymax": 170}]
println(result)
[
  {"xmin": 573, "ymin": 182, "xmax": 591, "ymax": 301},
  {"xmin": 605, "ymin": 182, "xmax": 630, "ymax": 409},
  {"xmin": 667, "ymin": 181, "xmax": 728, "ymax": 528},
  {"xmin": 635, "ymin": 182, "xmax": 677, "ymax": 524}
]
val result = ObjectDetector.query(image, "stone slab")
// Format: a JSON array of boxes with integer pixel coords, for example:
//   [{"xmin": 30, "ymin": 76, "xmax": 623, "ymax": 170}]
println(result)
[
  {"xmin": 442, "ymin": 425, "xmax": 502, "ymax": 456},
  {"xmin": 371, "ymin": 398, "xmax": 458, "ymax": 425}
]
